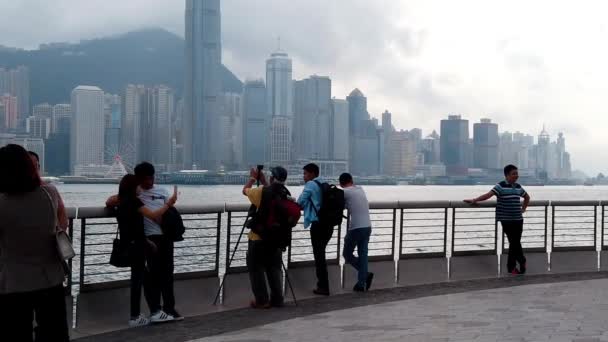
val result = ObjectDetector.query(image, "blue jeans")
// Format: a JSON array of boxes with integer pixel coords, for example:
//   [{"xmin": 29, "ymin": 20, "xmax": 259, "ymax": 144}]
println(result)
[{"xmin": 343, "ymin": 227, "xmax": 371, "ymax": 288}]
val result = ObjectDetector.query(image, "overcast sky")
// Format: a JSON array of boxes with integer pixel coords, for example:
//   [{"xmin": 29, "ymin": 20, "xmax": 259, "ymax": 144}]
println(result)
[{"xmin": 1, "ymin": 0, "xmax": 607, "ymax": 174}]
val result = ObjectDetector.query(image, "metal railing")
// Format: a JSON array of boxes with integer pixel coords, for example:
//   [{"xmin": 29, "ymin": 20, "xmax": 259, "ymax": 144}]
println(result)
[{"xmin": 65, "ymin": 200, "xmax": 608, "ymax": 304}]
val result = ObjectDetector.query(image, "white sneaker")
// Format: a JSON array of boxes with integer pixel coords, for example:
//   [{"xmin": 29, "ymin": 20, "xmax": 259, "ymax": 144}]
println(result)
[
  {"xmin": 150, "ymin": 310, "xmax": 174, "ymax": 324},
  {"xmin": 128, "ymin": 314, "xmax": 150, "ymax": 327}
]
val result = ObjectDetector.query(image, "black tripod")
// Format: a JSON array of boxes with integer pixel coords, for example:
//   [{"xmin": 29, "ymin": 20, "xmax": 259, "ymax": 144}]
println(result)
[{"xmin": 213, "ymin": 173, "xmax": 298, "ymax": 306}]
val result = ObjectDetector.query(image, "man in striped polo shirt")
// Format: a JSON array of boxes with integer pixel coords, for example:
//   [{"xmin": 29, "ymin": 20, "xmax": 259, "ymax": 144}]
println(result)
[{"xmin": 464, "ymin": 164, "xmax": 531, "ymax": 274}]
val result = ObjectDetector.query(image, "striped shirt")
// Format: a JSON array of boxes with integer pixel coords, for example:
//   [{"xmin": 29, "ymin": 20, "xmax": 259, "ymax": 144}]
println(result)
[{"xmin": 492, "ymin": 181, "xmax": 527, "ymax": 221}]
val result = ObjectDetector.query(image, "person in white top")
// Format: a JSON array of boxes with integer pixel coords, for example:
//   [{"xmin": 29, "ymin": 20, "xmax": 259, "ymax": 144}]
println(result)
[{"xmin": 339, "ymin": 173, "xmax": 374, "ymax": 292}]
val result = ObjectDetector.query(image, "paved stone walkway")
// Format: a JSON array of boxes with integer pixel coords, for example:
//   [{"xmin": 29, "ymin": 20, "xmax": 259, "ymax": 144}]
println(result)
[
  {"xmin": 194, "ymin": 278, "xmax": 608, "ymax": 342},
  {"xmin": 75, "ymin": 272, "xmax": 608, "ymax": 342}
]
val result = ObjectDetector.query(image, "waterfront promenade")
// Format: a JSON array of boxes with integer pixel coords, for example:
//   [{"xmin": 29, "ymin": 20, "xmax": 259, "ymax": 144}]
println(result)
[
  {"xmin": 65, "ymin": 199, "xmax": 608, "ymax": 341},
  {"xmin": 75, "ymin": 272, "xmax": 608, "ymax": 342}
]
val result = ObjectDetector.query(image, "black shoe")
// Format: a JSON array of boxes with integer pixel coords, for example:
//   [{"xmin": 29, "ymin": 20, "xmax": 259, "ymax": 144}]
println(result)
[
  {"xmin": 366, "ymin": 273, "xmax": 374, "ymax": 291},
  {"xmin": 313, "ymin": 288, "xmax": 330, "ymax": 296},
  {"xmin": 165, "ymin": 309, "xmax": 184, "ymax": 321},
  {"xmin": 519, "ymin": 262, "xmax": 527, "ymax": 275},
  {"xmin": 353, "ymin": 284, "xmax": 365, "ymax": 292}
]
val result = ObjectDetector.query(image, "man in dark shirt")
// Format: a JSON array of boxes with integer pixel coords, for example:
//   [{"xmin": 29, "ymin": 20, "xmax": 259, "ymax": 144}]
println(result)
[{"xmin": 465, "ymin": 164, "xmax": 531, "ymax": 274}]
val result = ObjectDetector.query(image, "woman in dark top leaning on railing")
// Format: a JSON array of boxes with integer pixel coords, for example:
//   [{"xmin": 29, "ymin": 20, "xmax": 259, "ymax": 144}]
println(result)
[
  {"xmin": 111, "ymin": 174, "xmax": 177, "ymax": 327},
  {"xmin": 0, "ymin": 144, "xmax": 70, "ymax": 342}
]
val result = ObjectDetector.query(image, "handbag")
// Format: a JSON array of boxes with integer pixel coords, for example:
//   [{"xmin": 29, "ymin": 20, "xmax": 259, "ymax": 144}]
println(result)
[
  {"xmin": 109, "ymin": 226, "xmax": 131, "ymax": 268},
  {"xmin": 41, "ymin": 186, "xmax": 76, "ymax": 261}
]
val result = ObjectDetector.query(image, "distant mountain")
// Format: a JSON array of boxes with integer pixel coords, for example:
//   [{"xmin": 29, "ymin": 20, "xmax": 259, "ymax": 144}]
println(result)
[{"xmin": 0, "ymin": 28, "xmax": 243, "ymax": 105}]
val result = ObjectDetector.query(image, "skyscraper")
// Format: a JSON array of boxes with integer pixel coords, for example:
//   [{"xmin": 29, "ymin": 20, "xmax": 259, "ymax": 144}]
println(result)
[
  {"xmin": 218, "ymin": 92, "xmax": 242, "ymax": 169},
  {"xmin": 294, "ymin": 75, "xmax": 331, "ymax": 159},
  {"xmin": 242, "ymin": 79, "xmax": 268, "ymax": 166},
  {"xmin": 122, "ymin": 84, "xmax": 145, "ymax": 165},
  {"xmin": 140, "ymin": 85, "xmax": 175, "ymax": 171},
  {"xmin": 386, "ymin": 130, "xmax": 417, "ymax": 176},
  {"xmin": 0, "ymin": 102, "xmax": 5, "ymax": 132},
  {"xmin": 184, "ymin": 0, "xmax": 222, "ymax": 170},
  {"xmin": 52, "ymin": 104, "xmax": 71, "ymax": 134},
  {"xmin": 26, "ymin": 116, "xmax": 51, "ymax": 139},
  {"xmin": 270, "ymin": 116, "xmax": 291, "ymax": 165},
  {"xmin": 440, "ymin": 115, "xmax": 470, "ymax": 175},
  {"xmin": 330, "ymin": 98, "xmax": 349, "ymax": 162},
  {"xmin": 347, "ymin": 88, "xmax": 368, "ymax": 136},
  {"xmin": 347, "ymin": 88, "xmax": 383, "ymax": 175},
  {"xmin": 33, "ymin": 103, "xmax": 53, "ymax": 119},
  {"xmin": 70, "ymin": 86, "xmax": 104, "ymax": 173},
  {"xmin": 104, "ymin": 94, "xmax": 121, "ymax": 129},
  {"xmin": 0, "ymin": 66, "xmax": 29, "ymax": 125},
  {"xmin": 0, "ymin": 94, "xmax": 17, "ymax": 130},
  {"xmin": 473, "ymin": 118, "xmax": 499, "ymax": 169},
  {"xmin": 266, "ymin": 50, "xmax": 293, "ymax": 165}
]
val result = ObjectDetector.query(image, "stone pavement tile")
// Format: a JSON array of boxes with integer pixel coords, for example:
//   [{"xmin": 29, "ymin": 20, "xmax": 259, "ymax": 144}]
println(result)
[{"xmin": 76, "ymin": 273, "xmax": 608, "ymax": 342}]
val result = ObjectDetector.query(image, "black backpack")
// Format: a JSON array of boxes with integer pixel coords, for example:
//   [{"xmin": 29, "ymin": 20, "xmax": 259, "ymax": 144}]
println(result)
[
  {"xmin": 161, "ymin": 207, "xmax": 186, "ymax": 242},
  {"xmin": 249, "ymin": 184, "xmax": 300, "ymax": 250},
  {"xmin": 312, "ymin": 180, "xmax": 345, "ymax": 227}
]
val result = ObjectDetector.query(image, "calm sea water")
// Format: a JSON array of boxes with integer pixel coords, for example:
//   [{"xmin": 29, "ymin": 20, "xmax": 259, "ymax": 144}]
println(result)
[
  {"xmin": 57, "ymin": 184, "xmax": 608, "ymax": 208},
  {"xmin": 62, "ymin": 184, "xmax": 608, "ymax": 285}
]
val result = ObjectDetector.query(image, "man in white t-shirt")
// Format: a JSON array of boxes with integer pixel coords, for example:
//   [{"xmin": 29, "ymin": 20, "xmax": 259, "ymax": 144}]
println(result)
[
  {"xmin": 106, "ymin": 162, "xmax": 181, "ymax": 323},
  {"xmin": 339, "ymin": 173, "xmax": 374, "ymax": 292},
  {"xmin": 133, "ymin": 162, "xmax": 182, "ymax": 321}
]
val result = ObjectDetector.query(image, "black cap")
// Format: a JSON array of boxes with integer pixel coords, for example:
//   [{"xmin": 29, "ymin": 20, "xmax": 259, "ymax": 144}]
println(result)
[{"xmin": 270, "ymin": 166, "xmax": 288, "ymax": 182}]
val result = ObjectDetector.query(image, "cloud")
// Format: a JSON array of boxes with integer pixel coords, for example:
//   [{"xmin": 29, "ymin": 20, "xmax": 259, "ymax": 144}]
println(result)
[{"xmin": 1, "ymin": 0, "xmax": 608, "ymax": 173}]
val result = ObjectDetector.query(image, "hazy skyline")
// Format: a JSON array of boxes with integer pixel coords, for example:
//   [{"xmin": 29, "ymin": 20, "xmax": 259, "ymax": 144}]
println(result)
[{"xmin": 1, "ymin": 0, "xmax": 606, "ymax": 174}]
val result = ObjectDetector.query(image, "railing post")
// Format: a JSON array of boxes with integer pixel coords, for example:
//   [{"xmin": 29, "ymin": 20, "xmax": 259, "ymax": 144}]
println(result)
[
  {"xmin": 67, "ymin": 218, "xmax": 74, "ymax": 295},
  {"xmin": 220, "ymin": 211, "xmax": 232, "ymax": 305},
  {"xmin": 549, "ymin": 205, "xmax": 555, "ymax": 271},
  {"xmin": 496, "ymin": 220, "xmax": 502, "ymax": 277},
  {"xmin": 595, "ymin": 204, "xmax": 600, "ymax": 270},
  {"xmin": 341, "ymin": 211, "xmax": 349, "ymax": 289},
  {"xmin": 79, "ymin": 218, "xmax": 86, "ymax": 288},
  {"xmin": 447, "ymin": 207, "xmax": 455, "ymax": 280},
  {"xmin": 393, "ymin": 208, "xmax": 400, "ymax": 284},
  {"xmin": 215, "ymin": 212, "xmax": 222, "ymax": 275}
]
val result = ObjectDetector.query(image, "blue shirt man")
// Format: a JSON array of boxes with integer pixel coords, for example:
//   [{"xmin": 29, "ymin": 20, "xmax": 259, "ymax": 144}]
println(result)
[
  {"xmin": 297, "ymin": 175, "xmax": 324, "ymax": 228},
  {"xmin": 297, "ymin": 163, "xmax": 333, "ymax": 296}
]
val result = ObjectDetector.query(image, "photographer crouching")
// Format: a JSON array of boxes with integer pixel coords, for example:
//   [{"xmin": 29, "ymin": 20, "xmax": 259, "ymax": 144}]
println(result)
[{"xmin": 242, "ymin": 165, "xmax": 292, "ymax": 309}]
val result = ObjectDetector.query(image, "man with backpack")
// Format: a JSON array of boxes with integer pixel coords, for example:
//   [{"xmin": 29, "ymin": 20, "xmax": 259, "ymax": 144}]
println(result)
[
  {"xmin": 243, "ymin": 166, "xmax": 298, "ymax": 308},
  {"xmin": 297, "ymin": 163, "xmax": 344, "ymax": 296}
]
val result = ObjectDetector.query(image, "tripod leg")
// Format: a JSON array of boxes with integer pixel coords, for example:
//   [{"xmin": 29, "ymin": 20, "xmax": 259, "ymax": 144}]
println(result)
[
  {"xmin": 213, "ymin": 219, "xmax": 248, "ymax": 305},
  {"xmin": 282, "ymin": 260, "xmax": 298, "ymax": 307}
]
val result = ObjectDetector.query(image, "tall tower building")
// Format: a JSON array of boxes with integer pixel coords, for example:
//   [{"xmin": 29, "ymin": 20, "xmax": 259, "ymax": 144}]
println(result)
[
  {"xmin": 0, "ymin": 66, "xmax": 30, "ymax": 125},
  {"xmin": 70, "ymin": 86, "xmax": 104, "ymax": 173},
  {"xmin": 347, "ymin": 88, "xmax": 383, "ymax": 175},
  {"xmin": 52, "ymin": 104, "xmax": 71, "ymax": 134},
  {"xmin": 330, "ymin": 98, "xmax": 349, "ymax": 162},
  {"xmin": 294, "ymin": 75, "xmax": 331, "ymax": 160},
  {"xmin": 346, "ymin": 88, "xmax": 369, "ymax": 136},
  {"xmin": 0, "ymin": 94, "xmax": 17, "ymax": 130},
  {"xmin": 473, "ymin": 118, "xmax": 499, "ymax": 169},
  {"xmin": 26, "ymin": 116, "xmax": 51, "ymax": 139},
  {"xmin": 218, "ymin": 92, "xmax": 243, "ymax": 170},
  {"xmin": 33, "ymin": 103, "xmax": 53, "ymax": 119},
  {"xmin": 140, "ymin": 85, "xmax": 174, "ymax": 170},
  {"xmin": 184, "ymin": 0, "xmax": 222, "ymax": 170},
  {"xmin": 122, "ymin": 84, "xmax": 145, "ymax": 166},
  {"xmin": 266, "ymin": 50, "xmax": 293, "ymax": 165},
  {"xmin": 440, "ymin": 115, "xmax": 470, "ymax": 175},
  {"xmin": 242, "ymin": 80, "xmax": 268, "ymax": 166}
]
